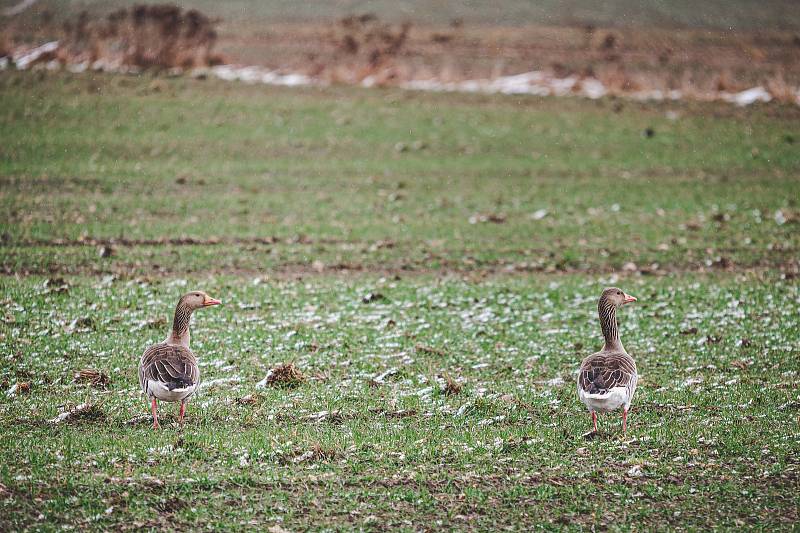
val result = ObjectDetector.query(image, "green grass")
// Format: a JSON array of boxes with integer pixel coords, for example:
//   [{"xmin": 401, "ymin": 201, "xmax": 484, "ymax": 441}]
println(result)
[
  {"xmin": 1, "ymin": 70, "xmax": 799, "ymax": 530},
  {"xmin": 1, "ymin": 275, "xmax": 798, "ymax": 529},
  {"xmin": 1, "ymin": 71, "xmax": 798, "ymax": 277}
]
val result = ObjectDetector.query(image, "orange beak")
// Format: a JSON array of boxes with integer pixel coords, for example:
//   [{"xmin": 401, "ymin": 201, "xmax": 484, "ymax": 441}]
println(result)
[
  {"xmin": 622, "ymin": 293, "xmax": 637, "ymax": 304},
  {"xmin": 203, "ymin": 296, "xmax": 222, "ymax": 307}
]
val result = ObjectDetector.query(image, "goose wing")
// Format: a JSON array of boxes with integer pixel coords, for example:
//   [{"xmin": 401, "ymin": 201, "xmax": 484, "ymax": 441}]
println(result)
[
  {"xmin": 139, "ymin": 343, "xmax": 199, "ymax": 392},
  {"xmin": 578, "ymin": 352, "xmax": 637, "ymax": 395}
]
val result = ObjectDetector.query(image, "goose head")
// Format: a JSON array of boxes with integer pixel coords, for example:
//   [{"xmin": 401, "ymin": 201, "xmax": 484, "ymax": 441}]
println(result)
[
  {"xmin": 180, "ymin": 291, "xmax": 222, "ymax": 310},
  {"xmin": 601, "ymin": 287, "xmax": 637, "ymax": 307}
]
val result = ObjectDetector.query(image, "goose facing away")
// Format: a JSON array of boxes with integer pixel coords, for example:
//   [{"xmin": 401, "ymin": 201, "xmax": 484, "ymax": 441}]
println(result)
[
  {"xmin": 138, "ymin": 291, "xmax": 221, "ymax": 429},
  {"xmin": 577, "ymin": 287, "xmax": 638, "ymax": 435}
]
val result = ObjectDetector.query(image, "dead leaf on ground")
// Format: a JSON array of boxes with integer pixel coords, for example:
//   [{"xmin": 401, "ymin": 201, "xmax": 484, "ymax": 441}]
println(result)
[
  {"xmin": 370, "ymin": 407, "xmax": 417, "ymax": 418},
  {"xmin": 292, "ymin": 443, "xmax": 336, "ymax": 463},
  {"xmin": 236, "ymin": 394, "xmax": 258, "ymax": 405},
  {"xmin": 74, "ymin": 368, "xmax": 110, "ymax": 389},
  {"xmin": 731, "ymin": 359, "xmax": 752, "ymax": 370},
  {"xmin": 6, "ymin": 381, "xmax": 30, "ymax": 397},
  {"xmin": 469, "ymin": 213, "xmax": 506, "ymax": 224},
  {"xmin": 67, "ymin": 316, "xmax": 95, "ymax": 333},
  {"xmin": 415, "ymin": 343, "xmax": 445, "ymax": 356}
]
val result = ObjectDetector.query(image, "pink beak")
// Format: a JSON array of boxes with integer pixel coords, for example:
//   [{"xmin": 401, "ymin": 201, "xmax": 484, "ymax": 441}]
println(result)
[
  {"xmin": 622, "ymin": 293, "xmax": 637, "ymax": 304},
  {"xmin": 203, "ymin": 297, "xmax": 222, "ymax": 307}
]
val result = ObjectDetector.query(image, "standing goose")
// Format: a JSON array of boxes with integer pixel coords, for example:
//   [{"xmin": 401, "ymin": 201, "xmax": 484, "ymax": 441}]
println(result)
[
  {"xmin": 577, "ymin": 287, "xmax": 638, "ymax": 435},
  {"xmin": 139, "ymin": 291, "xmax": 221, "ymax": 429}
]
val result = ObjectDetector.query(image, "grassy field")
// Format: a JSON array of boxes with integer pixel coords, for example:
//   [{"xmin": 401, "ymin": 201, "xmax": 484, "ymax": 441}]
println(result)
[{"xmin": 1, "ymin": 70, "xmax": 799, "ymax": 530}]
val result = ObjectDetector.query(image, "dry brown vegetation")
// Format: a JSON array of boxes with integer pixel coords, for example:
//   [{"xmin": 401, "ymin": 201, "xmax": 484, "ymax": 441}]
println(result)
[
  {"xmin": 6, "ymin": 4, "xmax": 221, "ymax": 69},
  {"xmin": 217, "ymin": 15, "xmax": 800, "ymax": 98},
  {"xmin": 3, "ymin": 6, "xmax": 799, "ymax": 100}
]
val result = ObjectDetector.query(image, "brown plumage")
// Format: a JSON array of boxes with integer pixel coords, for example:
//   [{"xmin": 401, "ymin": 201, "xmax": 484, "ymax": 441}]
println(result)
[
  {"xmin": 138, "ymin": 344, "xmax": 199, "ymax": 395},
  {"xmin": 576, "ymin": 287, "xmax": 638, "ymax": 435},
  {"xmin": 138, "ymin": 290, "xmax": 221, "ymax": 429},
  {"xmin": 578, "ymin": 353, "xmax": 637, "ymax": 396}
]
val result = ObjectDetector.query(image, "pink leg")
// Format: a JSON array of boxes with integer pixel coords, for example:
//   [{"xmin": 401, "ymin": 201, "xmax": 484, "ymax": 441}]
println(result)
[
  {"xmin": 622, "ymin": 407, "xmax": 628, "ymax": 435},
  {"xmin": 179, "ymin": 401, "xmax": 187, "ymax": 425},
  {"xmin": 151, "ymin": 398, "xmax": 160, "ymax": 430},
  {"xmin": 592, "ymin": 411, "xmax": 598, "ymax": 433}
]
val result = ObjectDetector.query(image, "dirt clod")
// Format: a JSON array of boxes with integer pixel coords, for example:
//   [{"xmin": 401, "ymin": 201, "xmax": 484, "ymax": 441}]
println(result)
[
  {"xmin": 50, "ymin": 403, "xmax": 105, "ymax": 424},
  {"xmin": 362, "ymin": 292, "xmax": 387, "ymax": 304},
  {"xmin": 98, "ymin": 245, "xmax": 114, "ymax": 258},
  {"xmin": 263, "ymin": 362, "xmax": 305, "ymax": 389}
]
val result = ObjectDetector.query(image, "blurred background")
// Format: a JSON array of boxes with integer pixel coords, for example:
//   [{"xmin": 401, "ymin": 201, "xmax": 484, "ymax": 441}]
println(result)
[{"xmin": 3, "ymin": 0, "xmax": 800, "ymax": 102}]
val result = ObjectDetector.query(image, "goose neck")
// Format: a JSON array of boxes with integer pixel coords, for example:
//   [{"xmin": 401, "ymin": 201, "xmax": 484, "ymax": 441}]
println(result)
[
  {"xmin": 168, "ymin": 301, "xmax": 193, "ymax": 347},
  {"xmin": 598, "ymin": 297, "xmax": 624, "ymax": 352}
]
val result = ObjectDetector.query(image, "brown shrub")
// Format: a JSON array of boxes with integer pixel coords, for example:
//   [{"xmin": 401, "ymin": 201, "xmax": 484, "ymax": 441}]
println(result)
[{"xmin": 59, "ymin": 4, "xmax": 218, "ymax": 69}]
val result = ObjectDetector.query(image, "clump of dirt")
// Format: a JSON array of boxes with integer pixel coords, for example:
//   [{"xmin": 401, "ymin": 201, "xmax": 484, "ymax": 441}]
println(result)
[
  {"xmin": 263, "ymin": 362, "xmax": 305, "ymax": 389},
  {"xmin": 43, "ymin": 277, "xmax": 70, "ymax": 294},
  {"xmin": 49, "ymin": 403, "xmax": 105, "ymax": 424},
  {"xmin": 51, "ymin": 5, "xmax": 221, "ymax": 70},
  {"xmin": 74, "ymin": 368, "xmax": 110, "ymax": 389}
]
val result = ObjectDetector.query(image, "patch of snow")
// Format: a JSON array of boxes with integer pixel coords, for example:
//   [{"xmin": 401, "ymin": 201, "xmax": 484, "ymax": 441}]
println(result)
[
  {"xmin": 721, "ymin": 85, "xmax": 772, "ymax": 107},
  {"xmin": 209, "ymin": 65, "xmax": 316, "ymax": 87},
  {"xmin": 13, "ymin": 41, "xmax": 58, "ymax": 70},
  {"xmin": 530, "ymin": 209, "xmax": 548, "ymax": 220}
]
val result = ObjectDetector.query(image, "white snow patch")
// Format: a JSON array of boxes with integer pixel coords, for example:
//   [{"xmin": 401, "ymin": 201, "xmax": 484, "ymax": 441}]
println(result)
[{"xmin": 13, "ymin": 41, "xmax": 58, "ymax": 70}]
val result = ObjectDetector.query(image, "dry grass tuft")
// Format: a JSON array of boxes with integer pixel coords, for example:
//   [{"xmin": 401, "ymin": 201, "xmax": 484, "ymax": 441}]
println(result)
[
  {"xmin": 265, "ymin": 362, "xmax": 305, "ymax": 389},
  {"xmin": 442, "ymin": 373, "xmax": 462, "ymax": 395},
  {"xmin": 765, "ymin": 71, "xmax": 798, "ymax": 104},
  {"xmin": 326, "ymin": 13, "xmax": 411, "ymax": 84},
  {"xmin": 416, "ymin": 343, "xmax": 445, "ymax": 356},
  {"xmin": 74, "ymin": 368, "xmax": 111, "ymax": 389},
  {"xmin": 55, "ymin": 4, "xmax": 219, "ymax": 70}
]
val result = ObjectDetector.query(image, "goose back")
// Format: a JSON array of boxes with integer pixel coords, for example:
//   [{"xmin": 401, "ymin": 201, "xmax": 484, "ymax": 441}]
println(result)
[{"xmin": 139, "ymin": 343, "xmax": 200, "ymax": 402}]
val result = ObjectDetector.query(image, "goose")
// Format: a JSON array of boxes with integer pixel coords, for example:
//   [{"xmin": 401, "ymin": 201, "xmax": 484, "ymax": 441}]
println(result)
[
  {"xmin": 138, "ymin": 291, "xmax": 221, "ymax": 429},
  {"xmin": 577, "ymin": 287, "xmax": 638, "ymax": 435}
]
